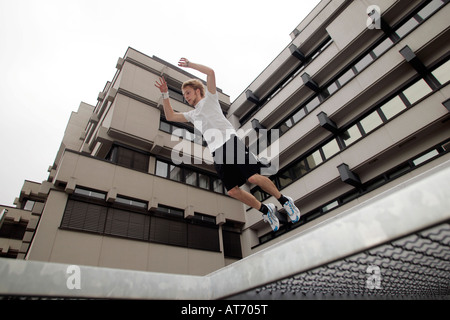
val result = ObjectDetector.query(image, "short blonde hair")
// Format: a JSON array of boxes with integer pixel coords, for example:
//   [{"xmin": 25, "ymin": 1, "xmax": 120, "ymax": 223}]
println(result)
[{"xmin": 182, "ymin": 79, "xmax": 205, "ymax": 98}]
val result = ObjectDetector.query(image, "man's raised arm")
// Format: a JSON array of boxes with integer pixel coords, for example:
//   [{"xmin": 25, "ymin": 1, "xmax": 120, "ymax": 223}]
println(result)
[
  {"xmin": 178, "ymin": 58, "xmax": 216, "ymax": 95},
  {"xmin": 154, "ymin": 77, "xmax": 188, "ymax": 123}
]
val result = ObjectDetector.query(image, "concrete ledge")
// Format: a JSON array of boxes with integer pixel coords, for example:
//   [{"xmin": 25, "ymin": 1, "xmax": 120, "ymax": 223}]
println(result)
[{"xmin": 1, "ymin": 160, "xmax": 449, "ymax": 299}]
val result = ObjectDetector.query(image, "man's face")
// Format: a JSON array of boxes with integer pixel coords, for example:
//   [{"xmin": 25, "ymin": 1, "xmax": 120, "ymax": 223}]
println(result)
[{"xmin": 182, "ymin": 86, "xmax": 202, "ymax": 106}]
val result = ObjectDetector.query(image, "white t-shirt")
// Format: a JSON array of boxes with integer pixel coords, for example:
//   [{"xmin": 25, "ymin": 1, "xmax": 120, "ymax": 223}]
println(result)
[{"xmin": 183, "ymin": 91, "xmax": 237, "ymax": 153}]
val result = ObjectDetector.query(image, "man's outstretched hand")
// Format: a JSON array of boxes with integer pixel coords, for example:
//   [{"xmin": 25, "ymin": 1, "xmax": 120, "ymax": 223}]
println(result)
[
  {"xmin": 154, "ymin": 77, "xmax": 168, "ymax": 93},
  {"xmin": 178, "ymin": 57, "xmax": 190, "ymax": 68}
]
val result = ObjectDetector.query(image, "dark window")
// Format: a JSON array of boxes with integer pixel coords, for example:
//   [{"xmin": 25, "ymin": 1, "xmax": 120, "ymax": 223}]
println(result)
[
  {"xmin": 278, "ymin": 167, "xmax": 294, "ymax": 189},
  {"xmin": 74, "ymin": 187, "xmax": 106, "ymax": 200},
  {"xmin": 222, "ymin": 230, "xmax": 242, "ymax": 259},
  {"xmin": 105, "ymin": 208, "xmax": 150, "ymax": 241},
  {"xmin": 150, "ymin": 216, "xmax": 187, "ymax": 247},
  {"xmin": 107, "ymin": 145, "xmax": 149, "ymax": 172},
  {"xmin": 0, "ymin": 220, "xmax": 27, "ymax": 240},
  {"xmin": 115, "ymin": 196, "xmax": 148, "ymax": 209},
  {"xmin": 188, "ymin": 223, "xmax": 219, "ymax": 252},
  {"xmin": 61, "ymin": 199, "xmax": 221, "ymax": 252},
  {"xmin": 61, "ymin": 200, "xmax": 107, "ymax": 233},
  {"xmin": 154, "ymin": 159, "xmax": 225, "ymax": 194},
  {"xmin": 158, "ymin": 205, "xmax": 184, "ymax": 218}
]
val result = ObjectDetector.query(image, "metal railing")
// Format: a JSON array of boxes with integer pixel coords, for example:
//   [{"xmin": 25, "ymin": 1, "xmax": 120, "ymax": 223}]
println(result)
[{"xmin": 1, "ymin": 160, "xmax": 449, "ymax": 300}]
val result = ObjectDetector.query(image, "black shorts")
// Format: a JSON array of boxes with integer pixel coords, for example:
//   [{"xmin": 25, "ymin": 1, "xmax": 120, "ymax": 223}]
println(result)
[{"xmin": 212, "ymin": 135, "xmax": 265, "ymax": 191}]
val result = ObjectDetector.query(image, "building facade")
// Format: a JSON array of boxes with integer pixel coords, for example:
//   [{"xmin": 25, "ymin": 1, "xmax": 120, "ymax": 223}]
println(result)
[{"xmin": 1, "ymin": 0, "xmax": 449, "ymax": 276}]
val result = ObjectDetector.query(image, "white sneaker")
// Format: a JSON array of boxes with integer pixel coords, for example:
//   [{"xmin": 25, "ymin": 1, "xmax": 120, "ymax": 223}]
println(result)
[
  {"xmin": 283, "ymin": 196, "xmax": 300, "ymax": 223},
  {"xmin": 262, "ymin": 203, "xmax": 280, "ymax": 232}
]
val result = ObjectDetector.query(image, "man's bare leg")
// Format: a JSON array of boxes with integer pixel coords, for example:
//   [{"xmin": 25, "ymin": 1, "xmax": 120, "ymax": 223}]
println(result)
[
  {"xmin": 227, "ymin": 185, "xmax": 280, "ymax": 231},
  {"xmin": 227, "ymin": 186, "xmax": 261, "ymax": 210},
  {"xmin": 247, "ymin": 174, "xmax": 281, "ymax": 199},
  {"xmin": 248, "ymin": 173, "xmax": 301, "ymax": 223}
]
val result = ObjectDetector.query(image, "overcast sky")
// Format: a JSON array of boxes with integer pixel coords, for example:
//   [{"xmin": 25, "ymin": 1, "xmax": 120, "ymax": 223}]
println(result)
[{"xmin": 0, "ymin": 0, "xmax": 321, "ymax": 206}]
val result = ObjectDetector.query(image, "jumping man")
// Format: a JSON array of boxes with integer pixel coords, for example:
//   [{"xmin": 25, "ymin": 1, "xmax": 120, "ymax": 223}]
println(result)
[{"xmin": 154, "ymin": 58, "xmax": 300, "ymax": 231}]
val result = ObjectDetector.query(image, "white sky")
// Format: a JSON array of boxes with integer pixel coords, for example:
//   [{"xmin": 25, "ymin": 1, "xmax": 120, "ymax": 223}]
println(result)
[{"xmin": 0, "ymin": 0, "xmax": 321, "ymax": 206}]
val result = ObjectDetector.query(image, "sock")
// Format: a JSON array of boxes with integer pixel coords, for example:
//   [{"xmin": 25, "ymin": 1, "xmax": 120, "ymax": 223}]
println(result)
[
  {"xmin": 277, "ymin": 194, "xmax": 289, "ymax": 206},
  {"xmin": 259, "ymin": 203, "xmax": 269, "ymax": 215}
]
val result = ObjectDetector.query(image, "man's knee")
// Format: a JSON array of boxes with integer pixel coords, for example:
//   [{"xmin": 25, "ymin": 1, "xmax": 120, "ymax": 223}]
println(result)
[
  {"xmin": 247, "ymin": 174, "xmax": 260, "ymax": 185},
  {"xmin": 227, "ymin": 186, "xmax": 241, "ymax": 198}
]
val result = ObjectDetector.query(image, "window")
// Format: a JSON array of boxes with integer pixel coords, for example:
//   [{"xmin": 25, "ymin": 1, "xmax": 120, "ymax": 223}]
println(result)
[
  {"xmin": 395, "ymin": 17, "xmax": 419, "ymax": 38},
  {"xmin": 372, "ymin": 38, "xmax": 394, "ymax": 57},
  {"xmin": 325, "ymin": 82, "xmax": 339, "ymax": 96},
  {"xmin": 158, "ymin": 205, "xmax": 184, "ymax": 218},
  {"xmin": 61, "ymin": 198, "xmax": 221, "ymax": 252},
  {"xmin": 388, "ymin": 164, "xmax": 411, "ymax": 179},
  {"xmin": 105, "ymin": 208, "xmax": 150, "ymax": 241},
  {"xmin": 155, "ymin": 160, "xmax": 169, "ymax": 178},
  {"xmin": 169, "ymin": 165, "xmax": 182, "ymax": 182},
  {"xmin": 402, "ymin": 79, "xmax": 433, "ymax": 105},
  {"xmin": 306, "ymin": 150, "xmax": 323, "ymax": 169},
  {"xmin": 432, "ymin": 60, "xmax": 450, "ymax": 85},
  {"xmin": 193, "ymin": 213, "xmax": 216, "ymax": 225},
  {"xmin": 380, "ymin": 96, "xmax": 406, "ymax": 120},
  {"xmin": 61, "ymin": 200, "xmax": 107, "ymax": 233},
  {"xmin": 305, "ymin": 96, "xmax": 320, "ymax": 113},
  {"xmin": 321, "ymin": 139, "xmax": 340, "ymax": 159},
  {"xmin": 337, "ymin": 69, "xmax": 355, "ymax": 87},
  {"xmin": 155, "ymin": 160, "xmax": 224, "ymax": 194},
  {"xmin": 364, "ymin": 177, "xmax": 387, "ymax": 192},
  {"xmin": 278, "ymin": 167, "xmax": 294, "ymax": 188},
  {"xmin": 185, "ymin": 169, "xmax": 198, "ymax": 187},
  {"xmin": 213, "ymin": 179, "xmax": 224, "ymax": 194},
  {"xmin": 115, "ymin": 196, "xmax": 147, "ymax": 209},
  {"xmin": 360, "ymin": 111, "xmax": 383, "ymax": 134},
  {"xmin": 23, "ymin": 200, "xmax": 35, "ymax": 211},
  {"xmin": 222, "ymin": 230, "xmax": 242, "ymax": 259},
  {"xmin": 342, "ymin": 124, "xmax": 363, "ymax": 147},
  {"xmin": 253, "ymin": 188, "xmax": 269, "ymax": 202},
  {"xmin": 292, "ymin": 108, "xmax": 306, "ymax": 124},
  {"xmin": 159, "ymin": 120, "xmax": 171, "ymax": 133},
  {"xmin": 257, "ymin": 137, "xmax": 450, "ymax": 247},
  {"xmin": 354, "ymin": 54, "xmax": 374, "ymax": 72},
  {"xmin": 418, "ymin": 0, "xmax": 444, "ymax": 20},
  {"xmin": 168, "ymin": 87, "xmax": 185, "ymax": 103},
  {"xmin": 291, "ymin": 160, "xmax": 308, "ymax": 179},
  {"xmin": 198, "ymin": 173, "xmax": 210, "ymax": 190},
  {"xmin": 322, "ymin": 201, "xmax": 339, "ymax": 213},
  {"xmin": 160, "ymin": 120, "xmax": 205, "ymax": 146},
  {"xmin": 262, "ymin": 0, "xmax": 443, "ymax": 141},
  {"xmin": 412, "ymin": 149, "xmax": 439, "ymax": 166},
  {"xmin": 74, "ymin": 187, "xmax": 106, "ymax": 200},
  {"xmin": 188, "ymin": 223, "xmax": 219, "ymax": 251},
  {"xmin": 107, "ymin": 145, "xmax": 149, "ymax": 172},
  {"xmin": 279, "ymin": 118, "xmax": 293, "ymax": 135},
  {"xmin": 150, "ymin": 216, "xmax": 187, "ymax": 247},
  {"xmin": 0, "ymin": 220, "xmax": 27, "ymax": 240}
]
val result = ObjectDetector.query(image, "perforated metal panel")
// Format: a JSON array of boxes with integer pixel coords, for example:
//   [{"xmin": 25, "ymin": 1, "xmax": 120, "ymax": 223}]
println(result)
[{"xmin": 231, "ymin": 222, "xmax": 450, "ymax": 299}]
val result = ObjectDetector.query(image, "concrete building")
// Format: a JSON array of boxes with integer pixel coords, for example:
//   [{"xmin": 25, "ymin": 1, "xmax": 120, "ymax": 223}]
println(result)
[{"xmin": 1, "ymin": 0, "xmax": 449, "ymax": 278}]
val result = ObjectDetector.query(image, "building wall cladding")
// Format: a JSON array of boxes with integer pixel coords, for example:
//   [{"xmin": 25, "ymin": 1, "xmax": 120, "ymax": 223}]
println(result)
[
  {"xmin": 229, "ymin": 0, "xmax": 450, "ymax": 253},
  {"xmin": 4, "ymin": 0, "xmax": 450, "ymax": 275}
]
